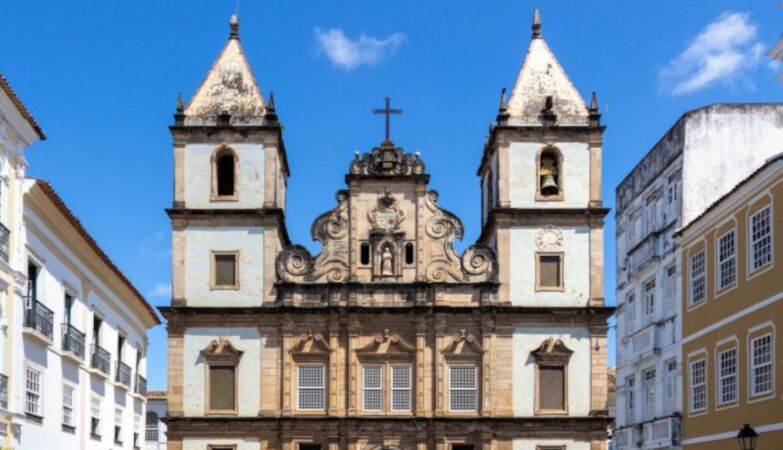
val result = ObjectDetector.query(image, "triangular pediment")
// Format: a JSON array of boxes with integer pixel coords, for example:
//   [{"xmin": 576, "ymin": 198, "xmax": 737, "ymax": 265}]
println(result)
[
  {"xmin": 200, "ymin": 337, "xmax": 243, "ymax": 364},
  {"xmin": 356, "ymin": 330, "xmax": 416, "ymax": 356},
  {"xmin": 531, "ymin": 337, "xmax": 573, "ymax": 365},
  {"xmin": 185, "ymin": 30, "xmax": 265, "ymax": 123},
  {"xmin": 442, "ymin": 329, "xmax": 484, "ymax": 357}
]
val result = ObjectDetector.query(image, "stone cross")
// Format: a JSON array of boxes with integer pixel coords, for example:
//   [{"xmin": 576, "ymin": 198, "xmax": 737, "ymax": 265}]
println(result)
[{"xmin": 372, "ymin": 97, "xmax": 402, "ymax": 143}]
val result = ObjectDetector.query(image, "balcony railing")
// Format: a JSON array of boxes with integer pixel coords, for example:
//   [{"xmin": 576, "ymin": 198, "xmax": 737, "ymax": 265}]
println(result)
[
  {"xmin": 631, "ymin": 325, "xmax": 660, "ymax": 359},
  {"xmin": 135, "ymin": 375, "xmax": 147, "ymax": 395},
  {"xmin": 91, "ymin": 343, "xmax": 111, "ymax": 375},
  {"xmin": 615, "ymin": 426, "xmax": 642, "ymax": 450},
  {"xmin": 627, "ymin": 233, "xmax": 661, "ymax": 276},
  {"xmin": 24, "ymin": 296, "xmax": 54, "ymax": 340},
  {"xmin": 62, "ymin": 323, "xmax": 85, "ymax": 359},
  {"xmin": 116, "ymin": 361, "xmax": 132, "ymax": 387},
  {"xmin": 0, "ymin": 373, "xmax": 7, "ymax": 410},
  {"xmin": 642, "ymin": 416, "xmax": 681, "ymax": 449},
  {"xmin": 0, "ymin": 222, "xmax": 9, "ymax": 262}
]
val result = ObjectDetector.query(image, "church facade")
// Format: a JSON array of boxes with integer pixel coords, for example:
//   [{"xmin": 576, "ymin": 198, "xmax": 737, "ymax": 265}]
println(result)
[{"xmin": 161, "ymin": 11, "xmax": 612, "ymax": 450}]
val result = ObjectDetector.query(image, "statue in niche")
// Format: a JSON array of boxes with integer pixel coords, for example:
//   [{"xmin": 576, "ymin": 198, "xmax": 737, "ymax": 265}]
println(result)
[{"xmin": 381, "ymin": 245, "xmax": 394, "ymax": 276}]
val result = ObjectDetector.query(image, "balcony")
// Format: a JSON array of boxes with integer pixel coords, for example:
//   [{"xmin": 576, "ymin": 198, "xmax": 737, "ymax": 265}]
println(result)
[
  {"xmin": 631, "ymin": 325, "xmax": 661, "ymax": 362},
  {"xmin": 642, "ymin": 416, "xmax": 681, "ymax": 449},
  {"xmin": 116, "ymin": 361, "xmax": 132, "ymax": 387},
  {"xmin": 0, "ymin": 222, "xmax": 9, "ymax": 262},
  {"xmin": 62, "ymin": 323, "xmax": 85, "ymax": 360},
  {"xmin": 23, "ymin": 296, "xmax": 54, "ymax": 342},
  {"xmin": 91, "ymin": 344, "xmax": 111, "ymax": 376},
  {"xmin": 135, "ymin": 375, "xmax": 147, "ymax": 395},
  {"xmin": 615, "ymin": 426, "xmax": 642, "ymax": 450},
  {"xmin": 0, "ymin": 373, "xmax": 7, "ymax": 410},
  {"xmin": 627, "ymin": 233, "xmax": 662, "ymax": 277}
]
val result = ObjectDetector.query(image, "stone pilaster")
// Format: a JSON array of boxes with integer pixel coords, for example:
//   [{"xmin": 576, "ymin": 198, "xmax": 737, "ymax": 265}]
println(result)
[
  {"xmin": 167, "ymin": 318, "xmax": 185, "ymax": 416},
  {"xmin": 589, "ymin": 325, "xmax": 609, "ymax": 414}
]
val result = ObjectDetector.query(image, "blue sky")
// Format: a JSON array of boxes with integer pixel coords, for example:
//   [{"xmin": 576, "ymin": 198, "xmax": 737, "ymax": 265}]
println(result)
[{"xmin": 1, "ymin": 1, "xmax": 781, "ymax": 391}]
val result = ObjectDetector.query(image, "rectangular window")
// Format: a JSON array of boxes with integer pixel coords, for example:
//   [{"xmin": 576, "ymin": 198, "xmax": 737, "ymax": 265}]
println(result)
[
  {"xmin": 449, "ymin": 365, "xmax": 477, "ymax": 411},
  {"xmin": 362, "ymin": 365, "xmax": 382, "ymax": 411},
  {"xmin": 25, "ymin": 366, "xmax": 42, "ymax": 417},
  {"xmin": 750, "ymin": 334, "xmax": 773, "ymax": 396},
  {"xmin": 689, "ymin": 359, "xmax": 706, "ymax": 413},
  {"xmin": 208, "ymin": 365, "xmax": 236, "ymax": 412},
  {"xmin": 717, "ymin": 230, "xmax": 736, "ymax": 289},
  {"xmin": 213, "ymin": 252, "xmax": 238, "ymax": 288},
  {"xmin": 689, "ymin": 250, "xmax": 706, "ymax": 306},
  {"xmin": 717, "ymin": 348, "xmax": 737, "ymax": 405},
  {"xmin": 63, "ymin": 383, "xmax": 75, "ymax": 427},
  {"xmin": 298, "ymin": 364, "xmax": 325, "ymax": 410},
  {"xmin": 626, "ymin": 375, "xmax": 635, "ymax": 412},
  {"xmin": 538, "ymin": 365, "xmax": 566, "ymax": 412},
  {"xmin": 643, "ymin": 368, "xmax": 656, "ymax": 418},
  {"xmin": 391, "ymin": 365, "xmax": 412, "ymax": 411},
  {"xmin": 750, "ymin": 207, "xmax": 772, "ymax": 271},
  {"xmin": 537, "ymin": 254, "xmax": 563, "ymax": 290},
  {"xmin": 133, "ymin": 414, "xmax": 141, "ymax": 448},
  {"xmin": 91, "ymin": 396, "xmax": 101, "ymax": 436},
  {"xmin": 299, "ymin": 445, "xmax": 322, "ymax": 450},
  {"xmin": 625, "ymin": 293, "xmax": 636, "ymax": 330},
  {"xmin": 114, "ymin": 407, "xmax": 123, "ymax": 443},
  {"xmin": 643, "ymin": 279, "xmax": 655, "ymax": 317}
]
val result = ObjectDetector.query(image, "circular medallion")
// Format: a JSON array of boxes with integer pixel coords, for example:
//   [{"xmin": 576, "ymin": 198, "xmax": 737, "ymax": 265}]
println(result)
[{"xmin": 536, "ymin": 226, "xmax": 563, "ymax": 251}]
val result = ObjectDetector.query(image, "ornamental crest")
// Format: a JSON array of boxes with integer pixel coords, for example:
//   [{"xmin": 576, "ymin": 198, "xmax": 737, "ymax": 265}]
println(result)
[
  {"xmin": 535, "ymin": 225, "xmax": 563, "ymax": 252},
  {"xmin": 368, "ymin": 189, "xmax": 405, "ymax": 233}
]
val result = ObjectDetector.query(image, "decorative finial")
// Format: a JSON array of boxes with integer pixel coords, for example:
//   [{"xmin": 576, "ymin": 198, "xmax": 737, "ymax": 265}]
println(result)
[
  {"xmin": 267, "ymin": 91, "xmax": 276, "ymax": 111},
  {"xmin": 176, "ymin": 91, "xmax": 184, "ymax": 113},
  {"xmin": 588, "ymin": 91, "xmax": 601, "ymax": 127},
  {"xmin": 264, "ymin": 91, "xmax": 279, "ymax": 124},
  {"xmin": 589, "ymin": 91, "xmax": 598, "ymax": 112},
  {"xmin": 229, "ymin": 14, "xmax": 239, "ymax": 39},
  {"xmin": 496, "ymin": 87, "xmax": 510, "ymax": 123},
  {"xmin": 532, "ymin": 7, "xmax": 542, "ymax": 39}
]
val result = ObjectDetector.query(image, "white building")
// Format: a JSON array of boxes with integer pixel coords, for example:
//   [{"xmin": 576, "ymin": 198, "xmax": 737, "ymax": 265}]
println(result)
[
  {"xmin": 613, "ymin": 104, "xmax": 783, "ymax": 450},
  {"xmin": 0, "ymin": 72, "xmax": 160, "ymax": 449},
  {"xmin": 145, "ymin": 391, "xmax": 166, "ymax": 450}
]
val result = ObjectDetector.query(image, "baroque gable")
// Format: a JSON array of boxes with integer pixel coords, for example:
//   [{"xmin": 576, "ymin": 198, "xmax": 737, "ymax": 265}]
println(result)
[{"xmin": 276, "ymin": 141, "xmax": 497, "ymax": 286}]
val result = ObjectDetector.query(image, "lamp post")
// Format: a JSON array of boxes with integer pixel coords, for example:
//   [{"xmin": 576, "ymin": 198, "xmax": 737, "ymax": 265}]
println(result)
[{"xmin": 737, "ymin": 424, "xmax": 757, "ymax": 450}]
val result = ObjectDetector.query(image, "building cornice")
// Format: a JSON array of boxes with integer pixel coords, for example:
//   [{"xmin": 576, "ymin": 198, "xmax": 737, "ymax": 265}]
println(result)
[
  {"xmin": 166, "ymin": 207, "xmax": 290, "ymax": 246},
  {"xmin": 478, "ymin": 207, "xmax": 610, "ymax": 243}
]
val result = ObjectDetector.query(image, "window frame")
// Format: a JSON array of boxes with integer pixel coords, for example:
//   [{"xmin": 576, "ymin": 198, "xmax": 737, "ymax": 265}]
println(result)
[
  {"xmin": 362, "ymin": 364, "xmax": 383, "ymax": 412},
  {"xmin": 90, "ymin": 395, "xmax": 102, "ymax": 437},
  {"xmin": 390, "ymin": 364, "xmax": 412, "ymax": 412},
  {"xmin": 210, "ymin": 250, "xmax": 240, "ymax": 290},
  {"xmin": 297, "ymin": 363, "xmax": 326, "ymax": 411},
  {"xmin": 24, "ymin": 363, "xmax": 43, "ymax": 418},
  {"xmin": 716, "ymin": 346, "xmax": 738, "ymax": 407},
  {"xmin": 748, "ymin": 205, "xmax": 773, "ymax": 276},
  {"xmin": 688, "ymin": 248, "xmax": 706, "ymax": 308},
  {"xmin": 448, "ymin": 364, "xmax": 478, "ymax": 412},
  {"xmin": 749, "ymin": 331, "xmax": 774, "ymax": 400},
  {"xmin": 643, "ymin": 278, "xmax": 655, "ymax": 318},
  {"xmin": 716, "ymin": 228, "xmax": 737, "ymax": 293},
  {"xmin": 62, "ymin": 382, "xmax": 76, "ymax": 428},
  {"xmin": 114, "ymin": 407, "xmax": 123, "ymax": 444},
  {"xmin": 210, "ymin": 146, "xmax": 239, "ymax": 201},
  {"xmin": 535, "ymin": 252, "xmax": 564, "ymax": 292},
  {"xmin": 688, "ymin": 357, "xmax": 707, "ymax": 415}
]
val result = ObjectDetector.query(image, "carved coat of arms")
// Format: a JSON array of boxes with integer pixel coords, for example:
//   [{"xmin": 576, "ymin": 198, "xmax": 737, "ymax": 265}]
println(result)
[{"xmin": 368, "ymin": 189, "xmax": 405, "ymax": 233}]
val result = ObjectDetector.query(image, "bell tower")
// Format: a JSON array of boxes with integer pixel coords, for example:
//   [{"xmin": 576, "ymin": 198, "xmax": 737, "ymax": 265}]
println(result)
[
  {"xmin": 478, "ymin": 8, "xmax": 607, "ymax": 307},
  {"xmin": 168, "ymin": 15, "xmax": 289, "ymax": 308}
]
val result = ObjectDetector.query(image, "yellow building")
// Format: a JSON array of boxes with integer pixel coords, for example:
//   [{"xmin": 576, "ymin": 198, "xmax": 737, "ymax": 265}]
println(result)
[{"xmin": 677, "ymin": 154, "xmax": 783, "ymax": 450}]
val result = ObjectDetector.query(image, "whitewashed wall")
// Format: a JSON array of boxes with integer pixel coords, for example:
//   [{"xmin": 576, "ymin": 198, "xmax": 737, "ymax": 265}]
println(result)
[
  {"xmin": 508, "ymin": 141, "xmax": 590, "ymax": 208},
  {"xmin": 183, "ymin": 327, "xmax": 261, "ymax": 416},
  {"xmin": 183, "ymin": 226, "xmax": 264, "ymax": 306},
  {"xmin": 183, "ymin": 143, "xmax": 265, "ymax": 209},
  {"xmin": 509, "ymin": 226, "xmax": 590, "ymax": 306},
  {"xmin": 512, "ymin": 326, "xmax": 591, "ymax": 416}
]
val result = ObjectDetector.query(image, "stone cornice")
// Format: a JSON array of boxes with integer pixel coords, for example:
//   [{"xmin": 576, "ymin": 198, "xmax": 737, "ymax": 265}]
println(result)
[
  {"xmin": 478, "ymin": 207, "xmax": 610, "ymax": 243},
  {"xmin": 166, "ymin": 207, "xmax": 290, "ymax": 246},
  {"xmin": 477, "ymin": 123, "xmax": 605, "ymax": 176}
]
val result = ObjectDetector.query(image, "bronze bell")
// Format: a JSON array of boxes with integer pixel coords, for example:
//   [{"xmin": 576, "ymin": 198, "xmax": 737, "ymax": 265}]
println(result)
[{"xmin": 541, "ymin": 174, "xmax": 558, "ymax": 193}]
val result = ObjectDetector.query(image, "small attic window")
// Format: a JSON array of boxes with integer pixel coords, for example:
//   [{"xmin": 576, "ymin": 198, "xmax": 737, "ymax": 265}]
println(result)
[
  {"xmin": 405, "ymin": 243, "xmax": 415, "ymax": 265},
  {"xmin": 360, "ymin": 243, "xmax": 370, "ymax": 266}
]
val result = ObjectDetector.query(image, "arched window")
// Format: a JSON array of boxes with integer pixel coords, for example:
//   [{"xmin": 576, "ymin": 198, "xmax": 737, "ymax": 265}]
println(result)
[
  {"xmin": 537, "ymin": 147, "xmax": 562, "ymax": 200},
  {"xmin": 213, "ymin": 147, "xmax": 237, "ymax": 198}
]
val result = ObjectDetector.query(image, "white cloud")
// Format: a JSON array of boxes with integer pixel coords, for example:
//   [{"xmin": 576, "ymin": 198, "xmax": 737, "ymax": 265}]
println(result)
[
  {"xmin": 660, "ymin": 11, "xmax": 765, "ymax": 95},
  {"xmin": 315, "ymin": 28, "xmax": 406, "ymax": 70},
  {"xmin": 147, "ymin": 283, "xmax": 171, "ymax": 299}
]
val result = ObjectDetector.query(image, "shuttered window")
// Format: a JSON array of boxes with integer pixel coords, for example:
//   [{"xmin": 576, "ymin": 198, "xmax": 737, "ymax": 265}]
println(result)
[
  {"xmin": 538, "ymin": 366, "xmax": 565, "ymax": 411},
  {"xmin": 537, "ymin": 254, "xmax": 562, "ymax": 289},
  {"xmin": 208, "ymin": 365, "xmax": 236, "ymax": 411},
  {"xmin": 214, "ymin": 253, "xmax": 238, "ymax": 288}
]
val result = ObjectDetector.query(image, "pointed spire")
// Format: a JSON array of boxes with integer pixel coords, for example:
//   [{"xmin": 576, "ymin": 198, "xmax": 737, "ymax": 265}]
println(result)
[
  {"xmin": 267, "ymin": 91, "xmax": 276, "ymax": 111},
  {"xmin": 229, "ymin": 14, "xmax": 239, "ymax": 40},
  {"xmin": 589, "ymin": 91, "xmax": 598, "ymax": 112},
  {"xmin": 176, "ymin": 91, "xmax": 184, "ymax": 112},
  {"xmin": 174, "ymin": 91, "xmax": 185, "ymax": 126},
  {"xmin": 265, "ymin": 91, "xmax": 279, "ymax": 125},
  {"xmin": 496, "ymin": 88, "xmax": 510, "ymax": 123},
  {"xmin": 532, "ymin": 7, "xmax": 542, "ymax": 39},
  {"xmin": 588, "ymin": 91, "xmax": 601, "ymax": 127}
]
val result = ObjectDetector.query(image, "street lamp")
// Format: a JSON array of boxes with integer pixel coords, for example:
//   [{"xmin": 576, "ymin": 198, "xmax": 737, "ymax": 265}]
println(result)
[{"xmin": 737, "ymin": 424, "xmax": 757, "ymax": 450}]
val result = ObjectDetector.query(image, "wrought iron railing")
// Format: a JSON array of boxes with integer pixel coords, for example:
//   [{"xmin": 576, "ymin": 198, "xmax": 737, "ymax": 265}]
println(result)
[
  {"xmin": 0, "ymin": 223, "xmax": 9, "ymax": 262},
  {"xmin": 135, "ymin": 375, "xmax": 147, "ymax": 395},
  {"xmin": 62, "ymin": 323, "xmax": 85, "ymax": 359},
  {"xmin": 91, "ymin": 343, "xmax": 111, "ymax": 375},
  {"xmin": 0, "ymin": 373, "xmax": 7, "ymax": 410},
  {"xmin": 24, "ymin": 296, "xmax": 54, "ymax": 340},
  {"xmin": 116, "ymin": 361, "xmax": 132, "ymax": 387}
]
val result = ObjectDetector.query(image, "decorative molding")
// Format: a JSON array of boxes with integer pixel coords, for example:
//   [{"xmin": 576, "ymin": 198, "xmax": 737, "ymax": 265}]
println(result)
[
  {"xmin": 531, "ymin": 337, "xmax": 573, "ymax": 365},
  {"xmin": 442, "ymin": 329, "xmax": 484, "ymax": 357},
  {"xmin": 289, "ymin": 331, "xmax": 334, "ymax": 357},
  {"xmin": 200, "ymin": 337, "xmax": 243, "ymax": 365},
  {"xmin": 356, "ymin": 329, "xmax": 416, "ymax": 357}
]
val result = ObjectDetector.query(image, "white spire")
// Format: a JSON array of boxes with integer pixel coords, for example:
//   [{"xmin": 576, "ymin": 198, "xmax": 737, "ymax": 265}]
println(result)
[
  {"xmin": 506, "ymin": 9, "xmax": 588, "ymax": 125},
  {"xmin": 184, "ymin": 16, "xmax": 265, "ymax": 124}
]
